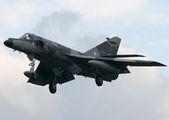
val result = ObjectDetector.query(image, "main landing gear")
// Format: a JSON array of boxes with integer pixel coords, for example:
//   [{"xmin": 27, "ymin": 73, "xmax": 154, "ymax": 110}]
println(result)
[
  {"xmin": 94, "ymin": 69, "xmax": 103, "ymax": 86},
  {"xmin": 95, "ymin": 75, "xmax": 103, "ymax": 86},
  {"xmin": 49, "ymin": 80, "xmax": 57, "ymax": 94},
  {"xmin": 49, "ymin": 68, "xmax": 62, "ymax": 94}
]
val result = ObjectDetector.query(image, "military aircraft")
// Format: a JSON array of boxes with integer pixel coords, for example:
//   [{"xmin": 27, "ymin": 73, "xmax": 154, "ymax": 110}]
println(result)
[{"xmin": 4, "ymin": 33, "xmax": 166, "ymax": 94}]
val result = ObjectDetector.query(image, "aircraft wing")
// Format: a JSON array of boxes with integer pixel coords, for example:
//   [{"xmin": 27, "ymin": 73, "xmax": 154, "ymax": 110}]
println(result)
[{"xmin": 66, "ymin": 54, "xmax": 166, "ymax": 66}]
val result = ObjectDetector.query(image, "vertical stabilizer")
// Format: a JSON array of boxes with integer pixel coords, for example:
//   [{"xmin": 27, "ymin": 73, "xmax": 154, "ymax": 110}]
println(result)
[{"xmin": 85, "ymin": 36, "xmax": 121, "ymax": 57}]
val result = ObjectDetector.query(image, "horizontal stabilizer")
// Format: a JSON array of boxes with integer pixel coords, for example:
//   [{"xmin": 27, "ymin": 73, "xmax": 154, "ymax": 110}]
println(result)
[{"xmin": 101, "ymin": 54, "xmax": 145, "ymax": 58}]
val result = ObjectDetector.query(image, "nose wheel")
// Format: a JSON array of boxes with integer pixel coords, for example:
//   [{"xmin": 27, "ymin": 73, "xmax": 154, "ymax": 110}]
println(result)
[{"xmin": 24, "ymin": 58, "xmax": 37, "ymax": 80}]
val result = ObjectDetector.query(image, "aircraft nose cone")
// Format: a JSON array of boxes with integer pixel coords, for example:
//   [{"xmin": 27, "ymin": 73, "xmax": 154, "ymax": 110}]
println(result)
[{"xmin": 4, "ymin": 40, "xmax": 13, "ymax": 47}]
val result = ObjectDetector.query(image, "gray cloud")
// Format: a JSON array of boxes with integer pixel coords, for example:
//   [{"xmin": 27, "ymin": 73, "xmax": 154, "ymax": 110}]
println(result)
[
  {"xmin": 73, "ymin": 33, "xmax": 106, "ymax": 52},
  {"xmin": 32, "ymin": 11, "xmax": 81, "ymax": 41}
]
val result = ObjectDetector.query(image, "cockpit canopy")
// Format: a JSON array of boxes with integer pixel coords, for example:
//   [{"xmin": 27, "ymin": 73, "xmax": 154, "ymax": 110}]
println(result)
[{"xmin": 19, "ymin": 33, "xmax": 42, "ymax": 40}]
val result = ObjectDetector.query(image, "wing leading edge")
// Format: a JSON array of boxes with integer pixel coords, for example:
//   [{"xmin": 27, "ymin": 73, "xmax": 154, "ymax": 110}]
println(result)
[
  {"xmin": 112, "ymin": 59, "xmax": 166, "ymax": 66},
  {"xmin": 101, "ymin": 54, "xmax": 145, "ymax": 58}
]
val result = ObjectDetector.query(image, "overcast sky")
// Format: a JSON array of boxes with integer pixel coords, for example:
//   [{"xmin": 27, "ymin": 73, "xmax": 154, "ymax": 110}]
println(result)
[{"xmin": 0, "ymin": 0, "xmax": 169, "ymax": 120}]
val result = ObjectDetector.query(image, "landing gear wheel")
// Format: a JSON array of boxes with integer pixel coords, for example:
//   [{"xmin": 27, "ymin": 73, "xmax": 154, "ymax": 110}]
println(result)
[
  {"xmin": 31, "ymin": 72, "xmax": 37, "ymax": 80},
  {"xmin": 95, "ymin": 76, "xmax": 103, "ymax": 86},
  {"xmin": 49, "ymin": 82, "xmax": 57, "ymax": 94}
]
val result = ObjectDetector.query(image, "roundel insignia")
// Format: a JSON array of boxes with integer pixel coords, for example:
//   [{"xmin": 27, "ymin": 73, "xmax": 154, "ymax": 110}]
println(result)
[
  {"xmin": 94, "ymin": 52, "xmax": 96, "ymax": 56},
  {"xmin": 32, "ymin": 42, "xmax": 35, "ymax": 46}
]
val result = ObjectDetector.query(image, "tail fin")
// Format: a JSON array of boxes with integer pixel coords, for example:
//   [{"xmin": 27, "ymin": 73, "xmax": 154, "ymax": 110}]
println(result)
[{"xmin": 85, "ymin": 36, "xmax": 121, "ymax": 57}]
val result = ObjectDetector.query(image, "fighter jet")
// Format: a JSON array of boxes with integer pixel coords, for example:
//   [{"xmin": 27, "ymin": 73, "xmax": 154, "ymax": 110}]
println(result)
[{"xmin": 4, "ymin": 33, "xmax": 166, "ymax": 94}]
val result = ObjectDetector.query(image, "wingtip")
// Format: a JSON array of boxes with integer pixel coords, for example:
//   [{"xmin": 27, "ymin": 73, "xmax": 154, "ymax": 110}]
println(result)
[
  {"xmin": 139, "ymin": 55, "xmax": 145, "ymax": 57},
  {"xmin": 160, "ymin": 62, "xmax": 167, "ymax": 66},
  {"xmin": 155, "ymin": 62, "xmax": 167, "ymax": 67}
]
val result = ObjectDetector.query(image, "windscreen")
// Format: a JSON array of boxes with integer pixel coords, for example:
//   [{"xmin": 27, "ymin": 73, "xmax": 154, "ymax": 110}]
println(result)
[
  {"xmin": 19, "ymin": 33, "xmax": 43, "ymax": 40},
  {"xmin": 31, "ymin": 34, "xmax": 42, "ymax": 40},
  {"xmin": 19, "ymin": 33, "xmax": 33, "ymax": 39}
]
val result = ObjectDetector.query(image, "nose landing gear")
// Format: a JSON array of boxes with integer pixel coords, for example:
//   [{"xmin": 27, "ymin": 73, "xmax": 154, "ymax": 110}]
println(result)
[{"xmin": 24, "ymin": 56, "xmax": 37, "ymax": 80}]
